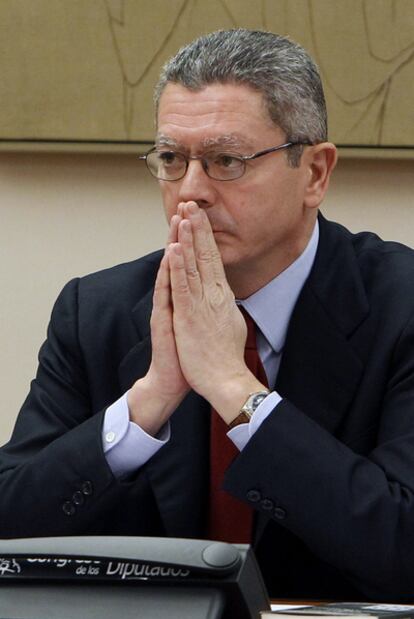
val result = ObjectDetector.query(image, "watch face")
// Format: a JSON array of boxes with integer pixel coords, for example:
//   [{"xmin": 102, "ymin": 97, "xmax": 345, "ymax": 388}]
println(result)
[{"xmin": 251, "ymin": 393, "xmax": 268, "ymax": 410}]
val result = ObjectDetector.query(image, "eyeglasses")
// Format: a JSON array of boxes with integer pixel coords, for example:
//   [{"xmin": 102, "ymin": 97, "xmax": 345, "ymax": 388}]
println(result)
[{"xmin": 139, "ymin": 141, "xmax": 309, "ymax": 182}]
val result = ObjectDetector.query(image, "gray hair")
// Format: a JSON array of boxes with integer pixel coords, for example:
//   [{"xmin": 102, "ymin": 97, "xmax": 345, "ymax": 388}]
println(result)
[{"xmin": 154, "ymin": 29, "xmax": 327, "ymax": 166}]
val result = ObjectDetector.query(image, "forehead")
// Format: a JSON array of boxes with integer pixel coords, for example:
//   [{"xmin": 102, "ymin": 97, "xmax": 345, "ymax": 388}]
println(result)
[{"xmin": 156, "ymin": 82, "xmax": 280, "ymax": 149}]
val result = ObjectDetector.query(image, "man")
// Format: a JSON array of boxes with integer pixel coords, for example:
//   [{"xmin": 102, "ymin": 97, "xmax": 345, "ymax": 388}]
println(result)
[{"xmin": 1, "ymin": 29, "xmax": 414, "ymax": 601}]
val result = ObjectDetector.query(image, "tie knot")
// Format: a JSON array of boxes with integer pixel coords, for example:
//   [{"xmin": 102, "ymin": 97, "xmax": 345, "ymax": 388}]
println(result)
[{"xmin": 239, "ymin": 306, "xmax": 257, "ymax": 351}]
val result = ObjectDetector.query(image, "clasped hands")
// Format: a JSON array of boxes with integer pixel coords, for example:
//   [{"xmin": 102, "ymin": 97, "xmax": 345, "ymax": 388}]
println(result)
[{"xmin": 128, "ymin": 201, "xmax": 265, "ymax": 436}]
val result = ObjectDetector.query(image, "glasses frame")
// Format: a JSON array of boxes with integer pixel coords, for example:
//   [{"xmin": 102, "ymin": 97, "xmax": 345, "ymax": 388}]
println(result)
[{"xmin": 139, "ymin": 141, "xmax": 311, "ymax": 182}]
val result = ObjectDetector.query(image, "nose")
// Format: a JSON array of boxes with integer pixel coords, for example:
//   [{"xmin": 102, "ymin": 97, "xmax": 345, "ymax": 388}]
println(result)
[{"xmin": 176, "ymin": 158, "xmax": 216, "ymax": 208}]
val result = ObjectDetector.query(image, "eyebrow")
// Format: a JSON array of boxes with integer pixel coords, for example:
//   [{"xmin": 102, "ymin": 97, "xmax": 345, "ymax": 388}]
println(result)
[
  {"xmin": 201, "ymin": 135, "xmax": 252, "ymax": 149},
  {"xmin": 156, "ymin": 135, "xmax": 184, "ymax": 149},
  {"xmin": 155, "ymin": 133, "xmax": 253, "ymax": 152}
]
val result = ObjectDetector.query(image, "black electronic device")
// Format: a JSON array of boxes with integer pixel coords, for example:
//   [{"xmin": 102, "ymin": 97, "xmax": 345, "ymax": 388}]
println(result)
[{"xmin": 0, "ymin": 536, "xmax": 270, "ymax": 619}]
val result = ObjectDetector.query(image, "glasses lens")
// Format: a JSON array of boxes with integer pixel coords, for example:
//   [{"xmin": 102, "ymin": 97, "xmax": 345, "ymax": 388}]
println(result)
[
  {"xmin": 205, "ymin": 153, "xmax": 245, "ymax": 180},
  {"xmin": 146, "ymin": 151, "xmax": 186, "ymax": 180}
]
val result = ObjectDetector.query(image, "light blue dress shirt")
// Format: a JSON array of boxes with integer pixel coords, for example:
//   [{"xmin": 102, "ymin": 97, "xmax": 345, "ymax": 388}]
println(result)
[{"xmin": 103, "ymin": 221, "xmax": 319, "ymax": 477}]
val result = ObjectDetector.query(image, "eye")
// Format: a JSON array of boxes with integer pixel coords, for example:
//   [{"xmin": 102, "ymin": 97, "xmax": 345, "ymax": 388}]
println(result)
[
  {"xmin": 213, "ymin": 153, "xmax": 242, "ymax": 169},
  {"xmin": 158, "ymin": 151, "xmax": 179, "ymax": 166}
]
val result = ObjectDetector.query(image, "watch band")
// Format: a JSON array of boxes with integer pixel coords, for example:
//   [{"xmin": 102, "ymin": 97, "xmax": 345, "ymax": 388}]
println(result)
[{"xmin": 228, "ymin": 410, "xmax": 252, "ymax": 430}]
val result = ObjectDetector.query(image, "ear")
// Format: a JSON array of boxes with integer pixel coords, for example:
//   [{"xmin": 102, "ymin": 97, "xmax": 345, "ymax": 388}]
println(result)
[{"xmin": 303, "ymin": 142, "xmax": 338, "ymax": 209}]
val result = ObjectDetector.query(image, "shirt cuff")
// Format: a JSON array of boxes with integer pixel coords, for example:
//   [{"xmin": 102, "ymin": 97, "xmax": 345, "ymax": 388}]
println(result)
[
  {"xmin": 227, "ymin": 391, "xmax": 282, "ymax": 451},
  {"xmin": 102, "ymin": 392, "xmax": 170, "ymax": 478}
]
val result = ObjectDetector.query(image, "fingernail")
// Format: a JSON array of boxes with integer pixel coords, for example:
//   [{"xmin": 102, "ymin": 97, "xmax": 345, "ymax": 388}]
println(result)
[
  {"xmin": 187, "ymin": 202, "xmax": 198, "ymax": 214},
  {"xmin": 180, "ymin": 219, "xmax": 191, "ymax": 233}
]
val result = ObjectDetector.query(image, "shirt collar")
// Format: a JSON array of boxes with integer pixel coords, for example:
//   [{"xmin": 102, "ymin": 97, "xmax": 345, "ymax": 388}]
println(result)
[{"xmin": 238, "ymin": 221, "xmax": 319, "ymax": 354}]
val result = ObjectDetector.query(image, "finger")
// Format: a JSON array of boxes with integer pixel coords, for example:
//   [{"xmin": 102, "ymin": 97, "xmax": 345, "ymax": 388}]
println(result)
[
  {"xmin": 169, "ymin": 243, "xmax": 193, "ymax": 313},
  {"xmin": 177, "ymin": 219, "xmax": 202, "ymax": 298},
  {"xmin": 184, "ymin": 203, "xmax": 227, "ymax": 286},
  {"xmin": 167, "ymin": 214, "xmax": 182, "ymax": 245},
  {"xmin": 177, "ymin": 202, "xmax": 190, "ymax": 219},
  {"xmin": 152, "ymin": 252, "xmax": 172, "ymax": 317},
  {"xmin": 150, "ymin": 251, "xmax": 179, "ymax": 366}
]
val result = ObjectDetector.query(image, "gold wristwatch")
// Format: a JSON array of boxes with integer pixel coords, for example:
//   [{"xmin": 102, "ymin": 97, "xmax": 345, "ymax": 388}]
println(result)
[{"xmin": 228, "ymin": 390, "xmax": 270, "ymax": 429}]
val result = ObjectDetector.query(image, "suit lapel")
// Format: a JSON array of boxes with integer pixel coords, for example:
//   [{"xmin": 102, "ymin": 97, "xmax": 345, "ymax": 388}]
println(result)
[
  {"xmin": 276, "ymin": 286, "xmax": 363, "ymax": 434},
  {"xmin": 254, "ymin": 215, "xmax": 370, "ymax": 544},
  {"xmin": 276, "ymin": 214, "xmax": 369, "ymax": 434},
  {"xmin": 118, "ymin": 283, "xmax": 210, "ymax": 538},
  {"xmin": 118, "ymin": 288, "xmax": 153, "ymax": 393}
]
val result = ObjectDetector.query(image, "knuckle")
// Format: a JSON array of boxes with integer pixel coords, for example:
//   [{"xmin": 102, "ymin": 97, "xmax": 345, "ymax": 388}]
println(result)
[
  {"xmin": 209, "ymin": 282, "xmax": 227, "ymax": 306},
  {"xmin": 196, "ymin": 248, "xmax": 211, "ymax": 262},
  {"xmin": 153, "ymin": 281, "xmax": 168, "ymax": 296},
  {"xmin": 186, "ymin": 266, "xmax": 200, "ymax": 280},
  {"xmin": 211, "ymin": 248, "xmax": 221, "ymax": 261},
  {"xmin": 175, "ymin": 282, "xmax": 189, "ymax": 295}
]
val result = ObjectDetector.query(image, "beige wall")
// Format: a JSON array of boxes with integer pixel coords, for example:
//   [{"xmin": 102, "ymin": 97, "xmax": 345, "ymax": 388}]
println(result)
[{"xmin": 0, "ymin": 153, "xmax": 413, "ymax": 444}]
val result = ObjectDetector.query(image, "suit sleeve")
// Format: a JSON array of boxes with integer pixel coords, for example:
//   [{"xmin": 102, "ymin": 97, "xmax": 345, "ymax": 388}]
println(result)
[
  {"xmin": 0, "ymin": 279, "xmax": 140, "ymax": 537},
  {"xmin": 224, "ymin": 313, "xmax": 414, "ymax": 600}
]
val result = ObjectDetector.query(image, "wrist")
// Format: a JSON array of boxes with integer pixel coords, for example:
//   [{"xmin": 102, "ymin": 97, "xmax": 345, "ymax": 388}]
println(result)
[
  {"xmin": 208, "ymin": 371, "xmax": 267, "ymax": 425},
  {"xmin": 128, "ymin": 375, "xmax": 187, "ymax": 436}
]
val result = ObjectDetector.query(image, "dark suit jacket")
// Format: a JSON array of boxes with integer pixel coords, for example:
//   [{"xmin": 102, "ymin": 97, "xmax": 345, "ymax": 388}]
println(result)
[{"xmin": 1, "ymin": 214, "xmax": 414, "ymax": 601}]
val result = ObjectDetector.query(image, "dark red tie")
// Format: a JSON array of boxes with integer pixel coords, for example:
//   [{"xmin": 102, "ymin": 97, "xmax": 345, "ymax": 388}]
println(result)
[{"xmin": 208, "ymin": 307, "xmax": 268, "ymax": 543}]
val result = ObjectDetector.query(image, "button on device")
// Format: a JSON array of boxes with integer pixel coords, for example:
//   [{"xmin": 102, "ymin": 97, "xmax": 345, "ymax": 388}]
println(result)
[
  {"xmin": 81, "ymin": 481, "xmax": 93, "ymax": 496},
  {"xmin": 260, "ymin": 498, "xmax": 274, "ymax": 511},
  {"xmin": 274, "ymin": 507, "xmax": 287, "ymax": 520},
  {"xmin": 246, "ymin": 489, "xmax": 261, "ymax": 503},
  {"xmin": 202, "ymin": 542, "xmax": 241, "ymax": 571},
  {"xmin": 105, "ymin": 431, "xmax": 116, "ymax": 443},
  {"xmin": 62, "ymin": 501, "xmax": 76, "ymax": 516},
  {"xmin": 73, "ymin": 491, "xmax": 85, "ymax": 506}
]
